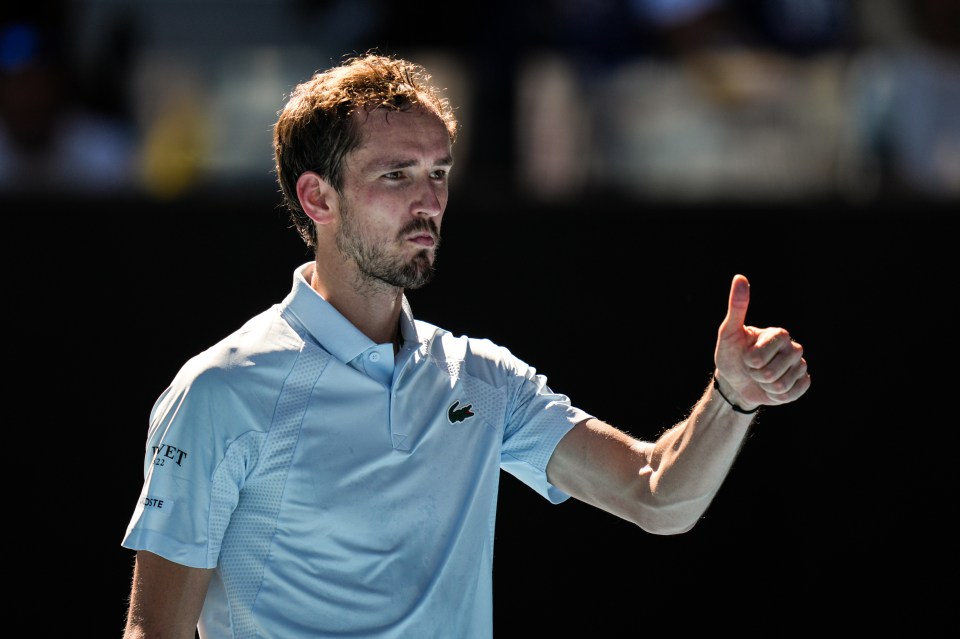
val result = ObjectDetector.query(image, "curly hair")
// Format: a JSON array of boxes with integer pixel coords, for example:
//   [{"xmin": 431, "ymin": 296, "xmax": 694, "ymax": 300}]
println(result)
[{"xmin": 273, "ymin": 52, "xmax": 459, "ymax": 249}]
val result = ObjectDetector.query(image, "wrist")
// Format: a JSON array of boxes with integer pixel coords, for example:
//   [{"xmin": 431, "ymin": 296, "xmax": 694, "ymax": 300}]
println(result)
[{"xmin": 712, "ymin": 372, "xmax": 761, "ymax": 415}]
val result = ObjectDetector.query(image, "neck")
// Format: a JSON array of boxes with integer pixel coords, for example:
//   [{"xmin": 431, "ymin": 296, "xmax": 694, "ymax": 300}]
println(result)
[{"xmin": 309, "ymin": 261, "xmax": 404, "ymax": 347}]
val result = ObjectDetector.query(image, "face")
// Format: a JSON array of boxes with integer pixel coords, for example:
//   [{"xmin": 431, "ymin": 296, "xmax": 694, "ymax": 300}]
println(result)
[{"xmin": 335, "ymin": 106, "xmax": 453, "ymax": 291}]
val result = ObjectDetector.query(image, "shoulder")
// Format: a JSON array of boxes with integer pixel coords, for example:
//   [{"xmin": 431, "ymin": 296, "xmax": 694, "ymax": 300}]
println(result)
[
  {"xmin": 414, "ymin": 320, "xmax": 533, "ymax": 385},
  {"xmin": 147, "ymin": 306, "xmax": 314, "ymax": 450},
  {"xmin": 165, "ymin": 305, "xmax": 307, "ymax": 403}
]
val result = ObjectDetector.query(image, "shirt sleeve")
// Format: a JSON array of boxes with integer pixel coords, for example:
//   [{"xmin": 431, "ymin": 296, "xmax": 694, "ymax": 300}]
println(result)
[
  {"xmin": 120, "ymin": 363, "xmax": 258, "ymax": 568},
  {"xmin": 499, "ymin": 355, "xmax": 592, "ymax": 504}
]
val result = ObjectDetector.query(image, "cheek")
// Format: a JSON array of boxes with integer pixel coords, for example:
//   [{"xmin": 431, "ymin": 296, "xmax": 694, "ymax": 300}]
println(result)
[{"xmin": 356, "ymin": 187, "xmax": 404, "ymax": 218}]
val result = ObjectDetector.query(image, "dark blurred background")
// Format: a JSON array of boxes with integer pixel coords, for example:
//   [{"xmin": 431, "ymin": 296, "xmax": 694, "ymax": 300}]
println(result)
[{"xmin": 6, "ymin": 1, "xmax": 955, "ymax": 636}]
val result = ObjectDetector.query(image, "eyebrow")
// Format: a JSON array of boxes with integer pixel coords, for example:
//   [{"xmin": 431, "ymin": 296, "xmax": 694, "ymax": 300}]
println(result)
[{"xmin": 365, "ymin": 155, "xmax": 455, "ymax": 172}]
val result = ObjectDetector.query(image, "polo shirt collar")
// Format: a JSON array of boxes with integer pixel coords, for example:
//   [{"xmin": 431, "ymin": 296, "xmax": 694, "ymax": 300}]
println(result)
[{"xmin": 280, "ymin": 261, "xmax": 417, "ymax": 364}]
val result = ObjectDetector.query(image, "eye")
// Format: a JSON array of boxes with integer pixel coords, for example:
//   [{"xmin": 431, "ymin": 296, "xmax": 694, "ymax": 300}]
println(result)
[
  {"xmin": 383, "ymin": 171, "xmax": 404, "ymax": 180},
  {"xmin": 431, "ymin": 169, "xmax": 448, "ymax": 180}
]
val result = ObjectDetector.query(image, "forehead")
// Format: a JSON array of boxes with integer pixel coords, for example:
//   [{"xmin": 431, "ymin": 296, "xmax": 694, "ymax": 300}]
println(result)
[{"xmin": 350, "ymin": 106, "xmax": 452, "ymax": 168}]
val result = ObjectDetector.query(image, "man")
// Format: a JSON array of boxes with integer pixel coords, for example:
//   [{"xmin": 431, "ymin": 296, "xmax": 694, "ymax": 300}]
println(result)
[{"xmin": 121, "ymin": 52, "xmax": 809, "ymax": 639}]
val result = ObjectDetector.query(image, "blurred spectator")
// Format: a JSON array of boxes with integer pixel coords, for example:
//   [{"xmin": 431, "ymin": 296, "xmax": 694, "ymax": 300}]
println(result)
[
  {"xmin": 0, "ymin": 16, "xmax": 139, "ymax": 194},
  {"xmin": 528, "ymin": 0, "xmax": 856, "ymax": 202},
  {"xmin": 842, "ymin": 0, "xmax": 960, "ymax": 200},
  {"xmin": 4, "ymin": 0, "xmax": 953, "ymax": 203}
]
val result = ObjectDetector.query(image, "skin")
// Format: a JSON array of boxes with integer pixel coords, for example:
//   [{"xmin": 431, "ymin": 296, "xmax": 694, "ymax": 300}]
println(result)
[{"xmin": 123, "ymin": 105, "xmax": 810, "ymax": 638}]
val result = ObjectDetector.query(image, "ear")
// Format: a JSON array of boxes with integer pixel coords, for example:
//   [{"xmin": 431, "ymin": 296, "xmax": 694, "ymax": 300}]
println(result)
[{"xmin": 296, "ymin": 171, "xmax": 338, "ymax": 225}]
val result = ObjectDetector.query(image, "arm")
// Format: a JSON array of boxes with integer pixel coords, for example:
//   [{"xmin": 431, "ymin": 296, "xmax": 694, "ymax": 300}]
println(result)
[
  {"xmin": 546, "ymin": 274, "xmax": 810, "ymax": 534},
  {"xmin": 123, "ymin": 550, "xmax": 214, "ymax": 639}
]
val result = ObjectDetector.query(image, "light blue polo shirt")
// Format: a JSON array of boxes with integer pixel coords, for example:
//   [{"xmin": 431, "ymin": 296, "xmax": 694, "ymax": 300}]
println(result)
[{"xmin": 122, "ymin": 262, "xmax": 591, "ymax": 638}]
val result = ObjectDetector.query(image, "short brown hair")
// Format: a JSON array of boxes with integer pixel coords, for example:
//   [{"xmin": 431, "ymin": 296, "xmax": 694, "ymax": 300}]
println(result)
[{"xmin": 273, "ymin": 52, "xmax": 459, "ymax": 249}]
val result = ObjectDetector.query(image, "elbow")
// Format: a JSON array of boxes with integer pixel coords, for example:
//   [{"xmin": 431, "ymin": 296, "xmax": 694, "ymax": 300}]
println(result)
[
  {"xmin": 628, "ymin": 469, "xmax": 721, "ymax": 534},
  {"xmin": 628, "ymin": 492, "xmax": 714, "ymax": 535},
  {"xmin": 634, "ymin": 509, "xmax": 701, "ymax": 536},
  {"xmin": 641, "ymin": 516, "xmax": 699, "ymax": 536}
]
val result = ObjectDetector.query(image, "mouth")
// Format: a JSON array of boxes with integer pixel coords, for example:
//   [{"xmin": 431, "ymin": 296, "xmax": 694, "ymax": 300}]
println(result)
[
  {"xmin": 400, "ymin": 218, "xmax": 440, "ymax": 250},
  {"xmin": 407, "ymin": 232, "xmax": 436, "ymax": 248}
]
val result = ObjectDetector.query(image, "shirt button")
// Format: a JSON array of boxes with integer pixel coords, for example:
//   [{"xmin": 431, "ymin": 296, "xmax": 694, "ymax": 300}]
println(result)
[{"xmin": 369, "ymin": 351, "xmax": 381, "ymax": 362}]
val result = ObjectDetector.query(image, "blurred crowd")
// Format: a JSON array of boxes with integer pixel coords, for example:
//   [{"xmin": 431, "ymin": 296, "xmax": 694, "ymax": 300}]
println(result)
[{"xmin": 1, "ymin": 0, "xmax": 958, "ymax": 203}]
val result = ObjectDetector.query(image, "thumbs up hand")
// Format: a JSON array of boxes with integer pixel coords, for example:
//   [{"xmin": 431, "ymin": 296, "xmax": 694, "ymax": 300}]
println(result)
[{"xmin": 713, "ymin": 274, "xmax": 810, "ymax": 411}]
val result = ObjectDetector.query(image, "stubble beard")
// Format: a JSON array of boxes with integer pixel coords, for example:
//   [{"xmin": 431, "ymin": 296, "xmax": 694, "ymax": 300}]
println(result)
[{"xmin": 335, "ymin": 200, "xmax": 440, "ymax": 294}]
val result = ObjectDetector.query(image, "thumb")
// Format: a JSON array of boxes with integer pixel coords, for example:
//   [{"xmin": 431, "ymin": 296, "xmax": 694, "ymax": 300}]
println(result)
[{"xmin": 720, "ymin": 274, "xmax": 750, "ymax": 337}]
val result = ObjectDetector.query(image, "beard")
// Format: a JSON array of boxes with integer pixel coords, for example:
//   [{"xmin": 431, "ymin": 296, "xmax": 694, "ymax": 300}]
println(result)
[{"xmin": 335, "ymin": 199, "xmax": 440, "ymax": 292}]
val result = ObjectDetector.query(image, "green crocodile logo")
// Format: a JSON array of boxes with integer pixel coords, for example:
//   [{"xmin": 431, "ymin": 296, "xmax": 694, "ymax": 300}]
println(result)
[{"xmin": 447, "ymin": 400, "xmax": 475, "ymax": 424}]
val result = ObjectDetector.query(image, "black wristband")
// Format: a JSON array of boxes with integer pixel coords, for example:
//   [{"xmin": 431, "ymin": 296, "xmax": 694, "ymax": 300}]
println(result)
[{"xmin": 713, "ymin": 375, "xmax": 761, "ymax": 414}]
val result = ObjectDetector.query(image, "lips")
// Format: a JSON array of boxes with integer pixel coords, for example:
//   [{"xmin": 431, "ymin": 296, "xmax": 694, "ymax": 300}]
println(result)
[
  {"xmin": 401, "ymin": 220, "xmax": 439, "ymax": 248},
  {"xmin": 408, "ymin": 232, "xmax": 436, "ymax": 247}
]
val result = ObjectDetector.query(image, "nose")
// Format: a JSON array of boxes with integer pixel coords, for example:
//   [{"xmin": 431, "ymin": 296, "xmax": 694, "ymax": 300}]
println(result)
[{"xmin": 413, "ymin": 179, "xmax": 445, "ymax": 218}]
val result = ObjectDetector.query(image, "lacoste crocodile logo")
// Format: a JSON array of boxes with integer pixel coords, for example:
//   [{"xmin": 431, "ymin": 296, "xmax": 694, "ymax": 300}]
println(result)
[{"xmin": 447, "ymin": 400, "xmax": 475, "ymax": 424}]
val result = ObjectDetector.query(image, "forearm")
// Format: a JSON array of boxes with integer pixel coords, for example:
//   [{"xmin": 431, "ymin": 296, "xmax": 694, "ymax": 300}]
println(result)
[
  {"xmin": 646, "ymin": 377, "xmax": 755, "ymax": 511},
  {"xmin": 123, "ymin": 551, "xmax": 212, "ymax": 639},
  {"xmin": 547, "ymin": 377, "xmax": 760, "ymax": 535}
]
